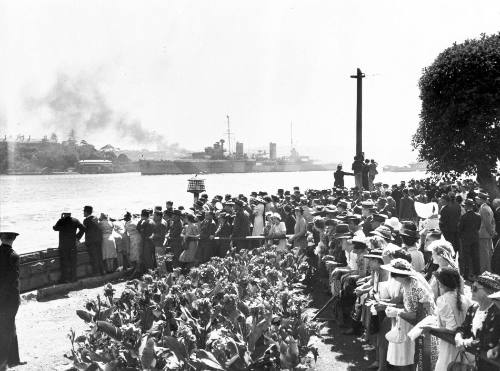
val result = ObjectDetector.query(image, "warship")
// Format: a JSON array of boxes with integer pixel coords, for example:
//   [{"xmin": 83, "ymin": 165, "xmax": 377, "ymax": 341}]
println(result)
[{"xmin": 140, "ymin": 140, "xmax": 337, "ymax": 175}]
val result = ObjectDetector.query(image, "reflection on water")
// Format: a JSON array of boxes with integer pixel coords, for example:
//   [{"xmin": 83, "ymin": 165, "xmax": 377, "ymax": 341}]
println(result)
[{"xmin": 0, "ymin": 170, "xmax": 425, "ymax": 253}]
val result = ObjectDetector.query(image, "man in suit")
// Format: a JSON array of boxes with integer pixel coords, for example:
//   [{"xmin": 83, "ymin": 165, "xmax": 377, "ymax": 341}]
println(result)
[
  {"xmin": 476, "ymin": 192, "xmax": 497, "ymax": 273},
  {"xmin": 53, "ymin": 212, "xmax": 84, "ymax": 283},
  {"xmin": 0, "ymin": 231, "xmax": 24, "ymax": 370},
  {"xmin": 458, "ymin": 199, "xmax": 482, "ymax": 279},
  {"xmin": 333, "ymin": 165, "xmax": 354, "ymax": 189},
  {"xmin": 440, "ymin": 192, "xmax": 462, "ymax": 252},
  {"xmin": 231, "ymin": 199, "xmax": 251, "ymax": 252},
  {"xmin": 77, "ymin": 205, "xmax": 104, "ymax": 276}
]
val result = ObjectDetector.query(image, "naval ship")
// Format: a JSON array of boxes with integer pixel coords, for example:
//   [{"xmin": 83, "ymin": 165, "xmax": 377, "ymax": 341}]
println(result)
[{"xmin": 140, "ymin": 140, "xmax": 337, "ymax": 175}]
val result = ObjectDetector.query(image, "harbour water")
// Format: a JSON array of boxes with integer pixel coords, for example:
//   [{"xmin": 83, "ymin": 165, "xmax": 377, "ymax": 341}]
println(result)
[{"xmin": 0, "ymin": 170, "xmax": 426, "ymax": 254}]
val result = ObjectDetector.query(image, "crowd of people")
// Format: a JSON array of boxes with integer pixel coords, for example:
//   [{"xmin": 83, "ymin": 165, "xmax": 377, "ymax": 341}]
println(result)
[{"xmin": 6, "ymin": 176, "xmax": 499, "ymax": 370}]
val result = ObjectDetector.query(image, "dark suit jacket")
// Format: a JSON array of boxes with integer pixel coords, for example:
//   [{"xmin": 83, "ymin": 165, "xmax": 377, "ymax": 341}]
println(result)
[
  {"xmin": 232, "ymin": 210, "xmax": 250, "ymax": 238},
  {"xmin": 459, "ymin": 210, "xmax": 481, "ymax": 242},
  {"xmin": 440, "ymin": 202, "xmax": 461, "ymax": 232},
  {"xmin": 53, "ymin": 216, "xmax": 84, "ymax": 248},
  {"xmin": 0, "ymin": 243, "xmax": 20, "ymax": 313},
  {"xmin": 78, "ymin": 215, "xmax": 102, "ymax": 244}
]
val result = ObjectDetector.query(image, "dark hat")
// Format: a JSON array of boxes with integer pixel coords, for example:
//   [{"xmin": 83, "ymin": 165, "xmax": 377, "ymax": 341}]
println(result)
[
  {"xmin": 195, "ymin": 200, "xmax": 204, "ymax": 208},
  {"xmin": 475, "ymin": 191, "xmax": 489, "ymax": 200},
  {"xmin": 250, "ymin": 191, "xmax": 258, "ymax": 197},
  {"xmin": 234, "ymin": 199, "xmax": 245, "ymax": 207},
  {"xmin": 0, "ymin": 232, "xmax": 19, "ymax": 239},
  {"xmin": 83, "ymin": 205, "xmax": 93, "ymax": 213},
  {"xmin": 337, "ymin": 200, "xmax": 348, "ymax": 209},
  {"xmin": 463, "ymin": 198, "xmax": 475, "ymax": 207},
  {"xmin": 372, "ymin": 214, "xmax": 388, "ymax": 223},
  {"xmin": 293, "ymin": 186, "xmax": 300, "ymax": 190},
  {"xmin": 476, "ymin": 271, "xmax": 500, "ymax": 292},
  {"xmin": 166, "ymin": 200, "xmax": 173, "ymax": 205},
  {"xmin": 284, "ymin": 190, "xmax": 291, "ymax": 196},
  {"xmin": 178, "ymin": 206, "xmax": 185, "ymax": 211},
  {"xmin": 369, "ymin": 225, "xmax": 394, "ymax": 241},
  {"xmin": 426, "ymin": 229, "xmax": 442, "ymax": 239},
  {"xmin": 277, "ymin": 188, "xmax": 284, "ymax": 194},
  {"xmin": 263, "ymin": 196, "xmax": 272, "ymax": 203},
  {"xmin": 345, "ymin": 214, "xmax": 362, "ymax": 222},
  {"xmin": 334, "ymin": 224, "xmax": 351, "ymax": 238},
  {"xmin": 141, "ymin": 209, "xmax": 150, "ymax": 217},
  {"xmin": 399, "ymin": 228, "xmax": 419, "ymax": 239},
  {"xmin": 364, "ymin": 249, "xmax": 384, "ymax": 261},
  {"xmin": 154, "ymin": 205, "xmax": 163, "ymax": 211},
  {"xmin": 200, "ymin": 193, "xmax": 208, "ymax": 199},
  {"xmin": 225, "ymin": 194, "xmax": 232, "ymax": 200}
]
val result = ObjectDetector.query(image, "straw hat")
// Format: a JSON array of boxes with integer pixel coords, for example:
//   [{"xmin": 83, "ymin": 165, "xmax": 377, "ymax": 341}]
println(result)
[
  {"xmin": 476, "ymin": 271, "xmax": 500, "ymax": 292},
  {"xmin": 363, "ymin": 248, "xmax": 384, "ymax": 261},
  {"xmin": 384, "ymin": 217, "xmax": 402, "ymax": 232},
  {"xmin": 381, "ymin": 258, "xmax": 415, "ymax": 276},
  {"xmin": 369, "ymin": 225, "xmax": 394, "ymax": 241}
]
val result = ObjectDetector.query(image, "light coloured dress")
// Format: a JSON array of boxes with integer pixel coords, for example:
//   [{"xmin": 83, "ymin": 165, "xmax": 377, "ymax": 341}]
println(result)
[
  {"xmin": 268, "ymin": 221, "xmax": 287, "ymax": 252},
  {"xmin": 99, "ymin": 220, "xmax": 118, "ymax": 260},
  {"xmin": 252, "ymin": 203, "xmax": 265, "ymax": 236},
  {"xmin": 383, "ymin": 277, "xmax": 415, "ymax": 367},
  {"xmin": 125, "ymin": 219, "xmax": 142, "ymax": 263},
  {"xmin": 434, "ymin": 291, "xmax": 472, "ymax": 371},
  {"xmin": 180, "ymin": 223, "xmax": 199, "ymax": 263}
]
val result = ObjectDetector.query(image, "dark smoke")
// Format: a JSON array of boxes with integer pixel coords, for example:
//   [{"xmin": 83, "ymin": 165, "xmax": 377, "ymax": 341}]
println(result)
[{"xmin": 25, "ymin": 72, "xmax": 186, "ymax": 153}]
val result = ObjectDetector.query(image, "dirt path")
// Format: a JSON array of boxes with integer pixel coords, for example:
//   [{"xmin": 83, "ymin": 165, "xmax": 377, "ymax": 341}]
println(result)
[{"xmin": 11, "ymin": 281, "xmax": 370, "ymax": 371}]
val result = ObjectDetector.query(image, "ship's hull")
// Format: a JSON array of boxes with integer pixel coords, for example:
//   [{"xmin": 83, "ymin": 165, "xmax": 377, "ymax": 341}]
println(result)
[{"xmin": 140, "ymin": 159, "xmax": 338, "ymax": 175}]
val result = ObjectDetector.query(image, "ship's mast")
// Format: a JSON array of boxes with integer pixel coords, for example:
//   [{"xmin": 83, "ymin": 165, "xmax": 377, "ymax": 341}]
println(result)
[{"xmin": 226, "ymin": 115, "xmax": 231, "ymax": 155}]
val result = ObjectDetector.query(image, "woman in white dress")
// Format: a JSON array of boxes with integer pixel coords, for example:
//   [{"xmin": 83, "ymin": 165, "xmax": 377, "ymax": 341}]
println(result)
[
  {"xmin": 421, "ymin": 267, "xmax": 472, "ymax": 371},
  {"xmin": 98, "ymin": 213, "xmax": 118, "ymax": 273},
  {"xmin": 382, "ymin": 258, "xmax": 437, "ymax": 370},
  {"xmin": 268, "ymin": 213, "xmax": 287, "ymax": 256},
  {"xmin": 124, "ymin": 212, "xmax": 142, "ymax": 271},
  {"xmin": 252, "ymin": 198, "xmax": 265, "ymax": 237}
]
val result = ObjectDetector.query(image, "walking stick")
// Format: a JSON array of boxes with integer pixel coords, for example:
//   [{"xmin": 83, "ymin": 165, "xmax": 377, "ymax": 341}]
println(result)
[{"xmin": 312, "ymin": 296, "xmax": 336, "ymax": 321}]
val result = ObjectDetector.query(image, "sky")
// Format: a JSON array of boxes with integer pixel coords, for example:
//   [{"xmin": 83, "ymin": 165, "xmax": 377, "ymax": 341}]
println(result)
[{"xmin": 1, "ymin": 0, "xmax": 500, "ymax": 166}]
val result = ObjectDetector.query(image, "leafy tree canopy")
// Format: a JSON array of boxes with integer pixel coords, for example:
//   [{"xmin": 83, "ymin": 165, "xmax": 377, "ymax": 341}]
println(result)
[{"xmin": 413, "ymin": 33, "xmax": 500, "ymax": 194}]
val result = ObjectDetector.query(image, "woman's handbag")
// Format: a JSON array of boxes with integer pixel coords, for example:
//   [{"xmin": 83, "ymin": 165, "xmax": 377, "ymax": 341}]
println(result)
[
  {"xmin": 385, "ymin": 317, "xmax": 407, "ymax": 343},
  {"xmin": 447, "ymin": 351, "xmax": 476, "ymax": 371}
]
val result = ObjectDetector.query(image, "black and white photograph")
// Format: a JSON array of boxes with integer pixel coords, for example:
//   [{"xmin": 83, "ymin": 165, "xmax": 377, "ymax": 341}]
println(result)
[{"xmin": 1, "ymin": 1, "xmax": 500, "ymax": 370}]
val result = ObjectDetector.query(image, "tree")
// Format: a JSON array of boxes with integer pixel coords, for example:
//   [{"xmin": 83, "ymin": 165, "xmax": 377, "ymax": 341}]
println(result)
[
  {"xmin": 413, "ymin": 33, "xmax": 500, "ymax": 197},
  {"xmin": 50, "ymin": 132, "xmax": 58, "ymax": 143}
]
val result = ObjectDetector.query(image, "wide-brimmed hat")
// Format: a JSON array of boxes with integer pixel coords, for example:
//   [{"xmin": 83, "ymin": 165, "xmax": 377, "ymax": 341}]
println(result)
[
  {"xmin": 381, "ymin": 258, "xmax": 415, "ymax": 276},
  {"xmin": 369, "ymin": 225, "xmax": 394, "ymax": 241},
  {"xmin": 352, "ymin": 235, "xmax": 368, "ymax": 248},
  {"xmin": 488, "ymin": 291, "xmax": 500, "ymax": 300},
  {"xmin": 476, "ymin": 271, "xmax": 500, "ymax": 292},
  {"xmin": 384, "ymin": 217, "xmax": 402, "ymax": 232},
  {"xmin": 363, "ymin": 248, "xmax": 384, "ymax": 261}
]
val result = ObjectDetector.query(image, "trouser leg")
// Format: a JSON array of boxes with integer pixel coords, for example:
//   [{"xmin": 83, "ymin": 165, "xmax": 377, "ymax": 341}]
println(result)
[
  {"xmin": 59, "ymin": 247, "xmax": 70, "ymax": 282},
  {"xmin": 70, "ymin": 247, "xmax": 77, "ymax": 281},
  {"xmin": 478, "ymin": 238, "xmax": 493, "ymax": 274},
  {"xmin": 0, "ymin": 311, "xmax": 17, "ymax": 370}
]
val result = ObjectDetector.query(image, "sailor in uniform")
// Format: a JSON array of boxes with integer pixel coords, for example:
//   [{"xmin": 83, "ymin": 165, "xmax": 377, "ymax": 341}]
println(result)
[{"xmin": 0, "ymin": 231, "xmax": 24, "ymax": 370}]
